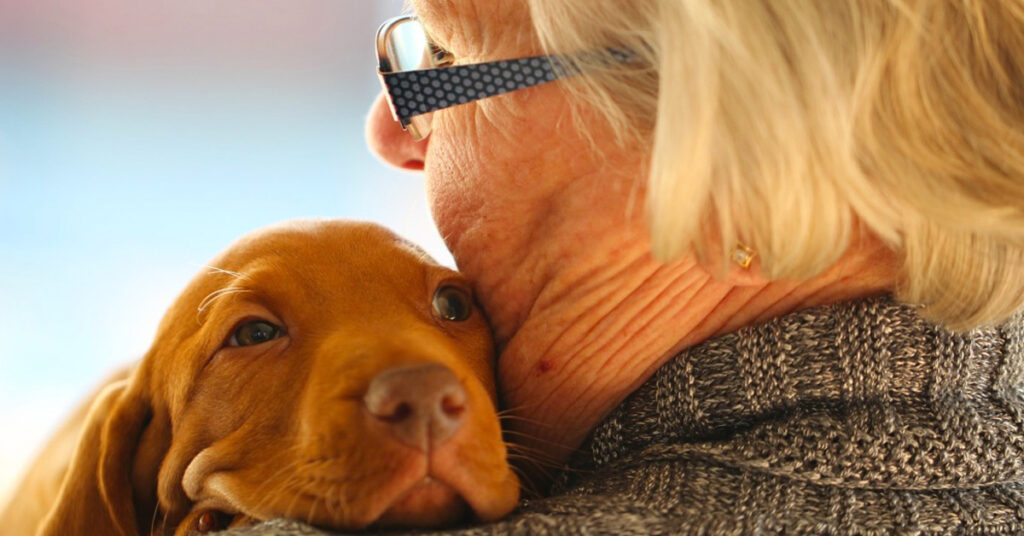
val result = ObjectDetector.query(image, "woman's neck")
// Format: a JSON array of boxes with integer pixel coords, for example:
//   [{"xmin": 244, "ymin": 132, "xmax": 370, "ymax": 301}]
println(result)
[{"xmin": 484, "ymin": 227, "xmax": 899, "ymax": 488}]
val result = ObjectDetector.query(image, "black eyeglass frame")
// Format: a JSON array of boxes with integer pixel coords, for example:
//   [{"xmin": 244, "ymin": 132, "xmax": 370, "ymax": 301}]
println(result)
[{"xmin": 375, "ymin": 15, "xmax": 630, "ymax": 141}]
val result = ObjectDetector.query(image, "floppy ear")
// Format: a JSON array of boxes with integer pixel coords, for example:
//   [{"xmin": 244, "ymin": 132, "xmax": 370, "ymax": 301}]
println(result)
[{"xmin": 38, "ymin": 371, "xmax": 170, "ymax": 536}]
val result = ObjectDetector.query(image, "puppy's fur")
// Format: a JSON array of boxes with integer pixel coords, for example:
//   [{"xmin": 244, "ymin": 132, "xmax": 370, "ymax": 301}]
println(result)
[{"xmin": 0, "ymin": 220, "xmax": 519, "ymax": 535}]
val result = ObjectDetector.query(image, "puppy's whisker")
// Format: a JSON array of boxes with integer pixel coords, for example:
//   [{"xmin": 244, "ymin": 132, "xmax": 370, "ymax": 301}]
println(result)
[
  {"xmin": 324, "ymin": 483, "xmax": 338, "ymax": 526},
  {"xmin": 505, "ymin": 448, "xmax": 564, "ymax": 471},
  {"xmin": 307, "ymin": 492, "xmax": 319, "ymax": 527},
  {"xmin": 496, "ymin": 404, "xmax": 535, "ymax": 416},
  {"xmin": 257, "ymin": 459, "xmax": 293, "ymax": 492},
  {"xmin": 507, "ymin": 448, "xmax": 560, "ymax": 478},
  {"xmin": 196, "ymin": 286, "xmax": 252, "ymax": 321},
  {"xmin": 252, "ymin": 461, "xmax": 298, "ymax": 513},
  {"xmin": 251, "ymin": 457, "xmax": 301, "ymax": 519},
  {"xmin": 252, "ymin": 482, "xmax": 278, "ymax": 520},
  {"xmin": 159, "ymin": 508, "xmax": 171, "ymax": 536},
  {"xmin": 518, "ymin": 464, "xmax": 558, "ymax": 490},
  {"xmin": 506, "ymin": 450, "xmax": 561, "ymax": 471},
  {"xmin": 505, "ymin": 452, "xmax": 546, "ymax": 464},
  {"xmin": 505, "ymin": 459, "xmax": 544, "ymax": 497},
  {"xmin": 326, "ymin": 483, "xmax": 338, "ymax": 525},
  {"xmin": 497, "ymin": 414, "xmax": 554, "ymax": 428},
  {"xmin": 333, "ymin": 482, "xmax": 349, "ymax": 525},
  {"xmin": 264, "ymin": 486, "xmax": 290, "ymax": 525},
  {"xmin": 197, "ymin": 264, "xmax": 253, "ymax": 282},
  {"xmin": 498, "ymin": 398, "xmax": 548, "ymax": 413},
  {"xmin": 508, "ymin": 437, "xmax": 590, "ymax": 475},
  {"xmin": 505, "ymin": 446, "xmax": 561, "ymax": 467},
  {"xmin": 504, "ymin": 442, "xmax": 570, "ymax": 470},
  {"xmin": 502, "ymin": 429, "xmax": 570, "ymax": 450},
  {"xmin": 148, "ymin": 500, "xmax": 161, "ymax": 536},
  {"xmin": 281, "ymin": 477, "xmax": 304, "ymax": 523},
  {"xmin": 503, "ymin": 436, "xmax": 561, "ymax": 452},
  {"xmin": 251, "ymin": 453, "xmax": 296, "ymax": 498}
]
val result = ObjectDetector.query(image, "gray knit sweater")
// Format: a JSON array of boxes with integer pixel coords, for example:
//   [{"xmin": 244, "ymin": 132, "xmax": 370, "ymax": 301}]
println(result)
[{"xmin": 224, "ymin": 296, "xmax": 1024, "ymax": 535}]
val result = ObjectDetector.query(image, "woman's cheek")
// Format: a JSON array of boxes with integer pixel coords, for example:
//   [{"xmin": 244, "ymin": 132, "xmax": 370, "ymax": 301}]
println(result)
[{"xmin": 424, "ymin": 132, "xmax": 487, "ymax": 245}]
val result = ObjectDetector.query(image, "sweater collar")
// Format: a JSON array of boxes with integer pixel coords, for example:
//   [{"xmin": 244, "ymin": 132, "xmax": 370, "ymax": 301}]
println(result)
[{"xmin": 569, "ymin": 295, "xmax": 1024, "ymax": 490}]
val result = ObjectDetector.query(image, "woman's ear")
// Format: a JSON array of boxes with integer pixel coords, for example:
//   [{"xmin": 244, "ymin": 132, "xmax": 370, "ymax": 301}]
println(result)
[{"xmin": 38, "ymin": 370, "xmax": 171, "ymax": 536}]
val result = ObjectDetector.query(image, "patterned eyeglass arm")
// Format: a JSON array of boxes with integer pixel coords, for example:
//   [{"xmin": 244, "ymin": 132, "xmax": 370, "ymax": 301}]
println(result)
[{"xmin": 379, "ymin": 55, "xmax": 571, "ymax": 127}]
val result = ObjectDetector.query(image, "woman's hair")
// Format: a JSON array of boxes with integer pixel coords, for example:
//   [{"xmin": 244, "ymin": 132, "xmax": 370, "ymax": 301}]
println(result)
[{"xmin": 528, "ymin": 0, "xmax": 1024, "ymax": 330}]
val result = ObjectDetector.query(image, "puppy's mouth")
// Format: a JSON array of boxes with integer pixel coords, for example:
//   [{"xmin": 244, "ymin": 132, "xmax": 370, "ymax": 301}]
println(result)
[
  {"xmin": 189, "ymin": 431, "xmax": 518, "ymax": 531},
  {"xmin": 373, "ymin": 476, "xmax": 468, "ymax": 528}
]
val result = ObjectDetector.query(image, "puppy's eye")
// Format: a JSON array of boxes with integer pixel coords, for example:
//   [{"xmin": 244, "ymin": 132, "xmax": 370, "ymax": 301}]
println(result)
[
  {"xmin": 229, "ymin": 320, "xmax": 282, "ymax": 346},
  {"xmin": 432, "ymin": 285, "xmax": 472, "ymax": 322}
]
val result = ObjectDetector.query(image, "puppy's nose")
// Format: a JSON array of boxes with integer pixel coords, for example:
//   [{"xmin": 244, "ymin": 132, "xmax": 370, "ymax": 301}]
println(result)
[{"xmin": 363, "ymin": 364, "xmax": 467, "ymax": 451}]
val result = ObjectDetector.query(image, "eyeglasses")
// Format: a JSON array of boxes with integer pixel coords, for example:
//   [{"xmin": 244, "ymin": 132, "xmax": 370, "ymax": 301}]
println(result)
[{"xmin": 375, "ymin": 15, "xmax": 630, "ymax": 141}]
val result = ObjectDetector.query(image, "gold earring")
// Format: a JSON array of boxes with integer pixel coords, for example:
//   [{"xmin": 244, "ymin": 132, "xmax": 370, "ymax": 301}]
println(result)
[{"xmin": 731, "ymin": 244, "xmax": 756, "ymax": 269}]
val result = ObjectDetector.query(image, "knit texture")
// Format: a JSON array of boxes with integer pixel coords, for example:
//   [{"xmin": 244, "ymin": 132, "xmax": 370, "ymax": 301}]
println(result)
[{"xmin": 222, "ymin": 295, "xmax": 1024, "ymax": 535}]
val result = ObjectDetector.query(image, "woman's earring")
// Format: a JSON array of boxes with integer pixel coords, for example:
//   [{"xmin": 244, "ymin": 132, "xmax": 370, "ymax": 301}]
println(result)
[{"xmin": 731, "ymin": 244, "xmax": 756, "ymax": 269}]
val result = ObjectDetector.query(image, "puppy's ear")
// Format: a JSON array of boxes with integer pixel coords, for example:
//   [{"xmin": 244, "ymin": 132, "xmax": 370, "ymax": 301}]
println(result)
[{"xmin": 38, "ymin": 371, "xmax": 169, "ymax": 536}]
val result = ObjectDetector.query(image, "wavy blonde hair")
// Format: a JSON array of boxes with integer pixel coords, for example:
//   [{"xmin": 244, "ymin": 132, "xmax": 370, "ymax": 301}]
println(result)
[{"xmin": 527, "ymin": 0, "xmax": 1024, "ymax": 330}]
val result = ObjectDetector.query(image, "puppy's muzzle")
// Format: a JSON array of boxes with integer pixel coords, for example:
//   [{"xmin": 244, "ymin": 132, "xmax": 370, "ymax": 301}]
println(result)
[{"xmin": 364, "ymin": 364, "xmax": 467, "ymax": 451}]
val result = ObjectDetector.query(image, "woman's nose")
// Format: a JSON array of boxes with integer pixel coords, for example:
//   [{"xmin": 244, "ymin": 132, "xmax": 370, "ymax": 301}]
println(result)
[{"xmin": 366, "ymin": 92, "xmax": 429, "ymax": 171}]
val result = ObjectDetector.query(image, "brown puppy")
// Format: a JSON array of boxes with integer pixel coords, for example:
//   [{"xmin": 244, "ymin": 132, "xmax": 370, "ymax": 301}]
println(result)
[{"xmin": 1, "ymin": 219, "xmax": 519, "ymax": 535}]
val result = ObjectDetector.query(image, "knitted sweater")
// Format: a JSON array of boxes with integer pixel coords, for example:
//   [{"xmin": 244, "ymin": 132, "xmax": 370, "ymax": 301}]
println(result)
[{"xmin": 224, "ymin": 296, "xmax": 1024, "ymax": 535}]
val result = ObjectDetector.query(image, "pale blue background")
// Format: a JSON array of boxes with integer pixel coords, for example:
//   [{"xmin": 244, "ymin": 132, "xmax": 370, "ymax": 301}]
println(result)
[{"xmin": 0, "ymin": 0, "xmax": 453, "ymax": 500}]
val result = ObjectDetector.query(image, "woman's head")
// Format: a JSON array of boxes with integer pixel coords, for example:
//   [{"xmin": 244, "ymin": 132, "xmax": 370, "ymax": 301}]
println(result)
[
  {"xmin": 368, "ymin": 0, "xmax": 655, "ymax": 343},
  {"xmin": 368, "ymin": 0, "xmax": 1024, "ymax": 331}
]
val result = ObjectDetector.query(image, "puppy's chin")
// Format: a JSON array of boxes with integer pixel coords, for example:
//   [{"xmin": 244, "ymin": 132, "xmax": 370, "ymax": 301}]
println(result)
[{"xmin": 373, "ymin": 479, "xmax": 468, "ymax": 528}]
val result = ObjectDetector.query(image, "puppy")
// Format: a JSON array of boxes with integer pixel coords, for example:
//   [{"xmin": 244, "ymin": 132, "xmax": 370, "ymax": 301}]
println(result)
[{"xmin": 0, "ymin": 219, "xmax": 519, "ymax": 535}]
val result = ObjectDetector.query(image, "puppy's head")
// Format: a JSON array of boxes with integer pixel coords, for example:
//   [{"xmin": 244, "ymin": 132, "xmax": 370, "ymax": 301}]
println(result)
[{"xmin": 68, "ymin": 220, "xmax": 519, "ymax": 534}]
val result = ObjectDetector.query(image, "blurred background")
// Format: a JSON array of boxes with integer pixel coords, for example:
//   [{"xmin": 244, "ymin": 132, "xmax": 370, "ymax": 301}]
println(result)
[{"xmin": 0, "ymin": 0, "xmax": 450, "ymax": 502}]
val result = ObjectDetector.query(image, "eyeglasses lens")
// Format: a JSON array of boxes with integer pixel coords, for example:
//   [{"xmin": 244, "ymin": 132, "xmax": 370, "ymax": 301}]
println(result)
[{"xmin": 386, "ymin": 18, "xmax": 434, "ymax": 140}]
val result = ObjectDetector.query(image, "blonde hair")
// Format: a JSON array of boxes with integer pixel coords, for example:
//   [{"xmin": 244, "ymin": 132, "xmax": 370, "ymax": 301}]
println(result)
[{"xmin": 527, "ymin": 0, "xmax": 1024, "ymax": 330}]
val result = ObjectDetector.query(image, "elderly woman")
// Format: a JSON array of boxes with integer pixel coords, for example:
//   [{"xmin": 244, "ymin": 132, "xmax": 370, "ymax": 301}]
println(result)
[{"xmin": 241, "ymin": 0, "xmax": 1024, "ymax": 533}]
